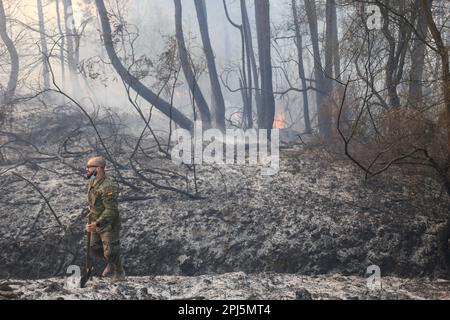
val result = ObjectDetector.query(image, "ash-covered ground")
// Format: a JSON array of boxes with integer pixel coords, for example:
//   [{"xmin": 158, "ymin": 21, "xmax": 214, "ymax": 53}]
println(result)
[
  {"xmin": 1, "ymin": 107, "xmax": 450, "ymax": 300},
  {"xmin": 2, "ymin": 272, "xmax": 450, "ymax": 300}
]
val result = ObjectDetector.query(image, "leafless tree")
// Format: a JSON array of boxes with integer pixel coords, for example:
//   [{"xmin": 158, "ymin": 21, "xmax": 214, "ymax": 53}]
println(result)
[
  {"xmin": 255, "ymin": 0, "xmax": 276, "ymax": 130},
  {"xmin": 291, "ymin": 0, "xmax": 311, "ymax": 133},
  {"xmin": 95, "ymin": 0, "xmax": 194, "ymax": 131},
  {"xmin": 194, "ymin": 0, "xmax": 226, "ymax": 130},
  {"xmin": 304, "ymin": 0, "xmax": 330, "ymax": 137},
  {"xmin": 37, "ymin": 0, "xmax": 50, "ymax": 90},
  {"xmin": 54, "ymin": 0, "xmax": 66, "ymax": 91},
  {"xmin": 173, "ymin": 0, "xmax": 211, "ymax": 128},
  {"xmin": 0, "ymin": 0, "xmax": 19, "ymax": 106}
]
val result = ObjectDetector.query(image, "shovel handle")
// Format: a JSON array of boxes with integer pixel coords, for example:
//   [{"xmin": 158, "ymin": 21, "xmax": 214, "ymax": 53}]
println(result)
[{"xmin": 86, "ymin": 212, "xmax": 93, "ymax": 271}]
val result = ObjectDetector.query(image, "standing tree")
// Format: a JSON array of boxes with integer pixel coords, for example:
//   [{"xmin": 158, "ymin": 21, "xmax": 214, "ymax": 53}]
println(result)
[
  {"xmin": 241, "ymin": 0, "xmax": 259, "ymax": 129},
  {"xmin": 304, "ymin": 0, "xmax": 330, "ymax": 138},
  {"xmin": 95, "ymin": 0, "xmax": 194, "ymax": 131},
  {"xmin": 194, "ymin": 0, "xmax": 226, "ymax": 130},
  {"xmin": 55, "ymin": 0, "xmax": 66, "ymax": 91},
  {"xmin": 0, "ymin": 0, "xmax": 19, "ymax": 105},
  {"xmin": 62, "ymin": 0, "xmax": 80, "ymax": 91},
  {"xmin": 407, "ymin": 0, "xmax": 428, "ymax": 108},
  {"xmin": 37, "ymin": 0, "xmax": 50, "ymax": 90},
  {"xmin": 223, "ymin": 0, "xmax": 259, "ymax": 129},
  {"xmin": 325, "ymin": 0, "xmax": 340, "ymax": 83},
  {"xmin": 291, "ymin": 0, "xmax": 311, "ymax": 133},
  {"xmin": 255, "ymin": 0, "xmax": 275, "ymax": 130},
  {"xmin": 173, "ymin": 0, "xmax": 211, "ymax": 128},
  {"xmin": 380, "ymin": 0, "xmax": 413, "ymax": 109}
]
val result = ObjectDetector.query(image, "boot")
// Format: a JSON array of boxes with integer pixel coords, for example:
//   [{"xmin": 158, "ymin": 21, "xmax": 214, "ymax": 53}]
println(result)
[
  {"xmin": 112, "ymin": 261, "xmax": 126, "ymax": 282},
  {"xmin": 102, "ymin": 263, "xmax": 113, "ymax": 277}
]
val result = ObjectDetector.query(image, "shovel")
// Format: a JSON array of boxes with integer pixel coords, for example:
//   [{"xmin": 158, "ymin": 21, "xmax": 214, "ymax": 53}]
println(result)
[{"xmin": 80, "ymin": 211, "xmax": 94, "ymax": 288}]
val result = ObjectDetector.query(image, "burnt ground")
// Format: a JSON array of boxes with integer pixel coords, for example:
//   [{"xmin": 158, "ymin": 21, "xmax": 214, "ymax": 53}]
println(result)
[
  {"xmin": 1, "ymin": 107, "xmax": 450, "ymax": 299},
  {"xmin": 2, "ymin": 272, "xmax": 450, "ymax": 300},
  {"xmin": 1, "ymin": 145, "xmax": 449, "ymax": 278}
]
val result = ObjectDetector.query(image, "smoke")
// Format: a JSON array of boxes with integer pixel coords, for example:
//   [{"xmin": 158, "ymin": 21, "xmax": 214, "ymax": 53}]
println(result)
[{"xmin": 4, "ymin": 0, "xmax": 297, "ymax": 134}]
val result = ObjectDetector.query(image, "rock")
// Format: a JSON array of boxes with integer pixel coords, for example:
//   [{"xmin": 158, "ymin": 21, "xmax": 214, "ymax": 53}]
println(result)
[
  {"xmin": 137, "ymin": 288, "xmax": 162, "ymax": 300},
  {"xmin": 44, "ymin": 283, "xmax": 63, "ymax": 293},
  {"xmin": 295, "ymin": 288, "xmax": 312, "ymax": 300},
  {"xmin": 179, "ymin": 257, "xmax": 198, "ymax": 276},
  {"xmin": 0, "ymin": 283, "xmax": 13, "ymax": 292},
  {"xmin": 0, "ymin": 290, "xmax": 20, "ymax": 299}
]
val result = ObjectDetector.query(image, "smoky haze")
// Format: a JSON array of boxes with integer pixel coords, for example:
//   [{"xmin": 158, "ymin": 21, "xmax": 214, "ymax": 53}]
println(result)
[
  {"xmin": 2, "ymin": 0, "xmax": 302, "ymax": 132},
  {"xmin": 1, "ymin": 0, "xmax": 450, "ymax": 300}
]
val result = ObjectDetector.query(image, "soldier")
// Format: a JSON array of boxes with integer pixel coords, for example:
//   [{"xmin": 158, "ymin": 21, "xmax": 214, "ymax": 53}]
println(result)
[{"xmin": 85, "ymin": 156, "xmax": 125, "ymax": 281}]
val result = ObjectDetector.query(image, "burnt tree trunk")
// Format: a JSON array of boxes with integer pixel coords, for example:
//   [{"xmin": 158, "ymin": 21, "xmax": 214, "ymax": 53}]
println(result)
[
  {"xmin": 55, "ymin": 0, "xmax": 66, "ymax": 91},
  {"xmin": 381, "ymin": 1, "xmax": 412, "ymax": 109},
  {"xmin": 223, "ymin": 0, "xmax": 256, "ymax": 128},
  {"xmin": 194, "ymin": 0, "xmax": 226, "ymax": 130},
  {"xmin": 241, "ymin": 0, "xmax": 260, "ymax": 128},
  {"xmin": 255, "ymin": 0, "xmax": 275, "ymax": 130},
  {"xmin": 174, "ymin": 0, "xmax": 211, "ymax": 128},
  {"xmin": 241, "ymin": 0, "xmax": 253, "ymax": 129},
  {"xmin": 0, "ymin": 0, "xmax": 18, "ymax": 105},
  {"xmin": 37, "ymin": 0, "xmax": 50, "ymax": 90},
  {"xmin": 63, "ymin": 0, "xmax": 80, "ymax": 91},
  {"xmin": 291, "ymin": 0, "xmax": 311, "ymax": 133},
  {"xmin": 331, "ymin": 0, "xmax": 340, "ymax": 81},
  {"xmin": 95, "ymin": 0, "xmax": 194, "ymax": 131},
  {"xmin": 407, "ymin": 0, "xmax": 428, "ymax": 108},
  {"xmin": 304, "ymin": 0, "xmax": 330, "ymax": 138}
]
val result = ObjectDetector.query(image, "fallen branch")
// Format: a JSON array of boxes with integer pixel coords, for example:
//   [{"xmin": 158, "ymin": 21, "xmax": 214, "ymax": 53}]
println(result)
[
  {"xmin": 11, "ymin": 172, "xmax": 66, "ymax": 231},
  {"xmin": 130, "ymin": 158, "xmax": 205, "ymax": 200}
]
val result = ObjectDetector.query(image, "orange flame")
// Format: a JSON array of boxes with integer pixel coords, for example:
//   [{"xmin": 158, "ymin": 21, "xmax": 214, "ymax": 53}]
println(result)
[{"xmin": 273, "ymin": 112, "xmax": 286, "ymax": 129}]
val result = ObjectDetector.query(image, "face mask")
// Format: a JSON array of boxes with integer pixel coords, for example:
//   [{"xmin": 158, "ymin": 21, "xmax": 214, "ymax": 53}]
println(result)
[{"xmin": 86, "ymin": 170, "xmax": 97, "ymax": 180}]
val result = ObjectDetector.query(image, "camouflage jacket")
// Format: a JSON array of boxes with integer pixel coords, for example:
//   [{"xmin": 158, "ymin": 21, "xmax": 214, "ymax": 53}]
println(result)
[{"xmin": 88, "ymin": 174, "xmax": 121, "ymax": 230}]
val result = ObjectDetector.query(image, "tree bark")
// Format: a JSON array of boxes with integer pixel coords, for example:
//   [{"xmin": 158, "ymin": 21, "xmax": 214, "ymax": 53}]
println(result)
[
  {"xmin": 304, "ymin": 0, "xmax": 330, "ymax": 138},
  {"xmin": 325, "ymin": 0, "xmax": 333, "ymax": 81},
  {"xmin": 37, "ymin": 0, "xmax": 50, "ymax": 90},
  {"xmin": 95, "ymin": 0, "xmax": 193, "ymax": 131},
  {"xmin": 223, "ymin": 0, "xmax": 256, "ymax": 128},
  {"xmin": 173, "ymin": 0, "xmax": 211, "ymax": 127},
  {"xmin": 241, "ymin": 0, "xmax": 260, "ymax": 128},
  {"xmin": 222, "ymin": 0, "xmax": 247, "ymax": 128},
  {"xmin": 240, "ymin": 0, "xmax": 253, "ymax": 129},
  {"xmin": 0, "ymin": 0, "xmax": 19, "ymax": 105},
  {"xmin": 63, "ymin": 0, "xmax": 75, "ymax": 70},
  {"xmin": 194, "ymin": 0, "xmax": 226, "ymax": 130},
  {"xmin": 55, "ymin": 0, "xmax": 66, "ymax": 90},
  {"xmin": 381, "ymin": 1, "xmax": 412, "ymax": 109},
  {"xmin": 255, "ymin": 0, "xmax": 275, "ymax": 130},
  {"xmin": 407, "ymin": 0, "xmax": 428, "ymax": 108},
  {"xmin": 330, "ymin": 0, "xmax": 340, "ymax": 81},
  {"xmin": 291, "ymin": 0, "xmax": 311, "ymax": 133},
  {"xmin": 62, "ymin": 0, "xmax": 80, "ymax": 91}
]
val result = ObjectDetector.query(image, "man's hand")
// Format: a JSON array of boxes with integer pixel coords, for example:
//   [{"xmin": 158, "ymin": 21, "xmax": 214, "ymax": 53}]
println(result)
[{"xmin": 86, "ymin": 222, "xmax": 97, "ymax": 232}]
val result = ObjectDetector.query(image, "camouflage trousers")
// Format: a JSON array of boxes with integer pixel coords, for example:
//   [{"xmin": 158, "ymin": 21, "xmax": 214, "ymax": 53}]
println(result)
[{"xmin": 89, "ymin": 225, "xmax": 123, "ymax": 270}]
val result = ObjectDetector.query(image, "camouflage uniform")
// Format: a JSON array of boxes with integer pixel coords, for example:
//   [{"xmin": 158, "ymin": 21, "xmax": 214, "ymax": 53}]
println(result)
[{"xmin": 87, "ymin": 174, "xmax": 124, "ymax": 275}]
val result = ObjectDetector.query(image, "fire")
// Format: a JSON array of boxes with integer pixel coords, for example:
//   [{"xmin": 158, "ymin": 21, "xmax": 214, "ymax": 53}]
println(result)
[{"xmin": 273, "ymin": 112, "xmax": 286, "ymax": 129}]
